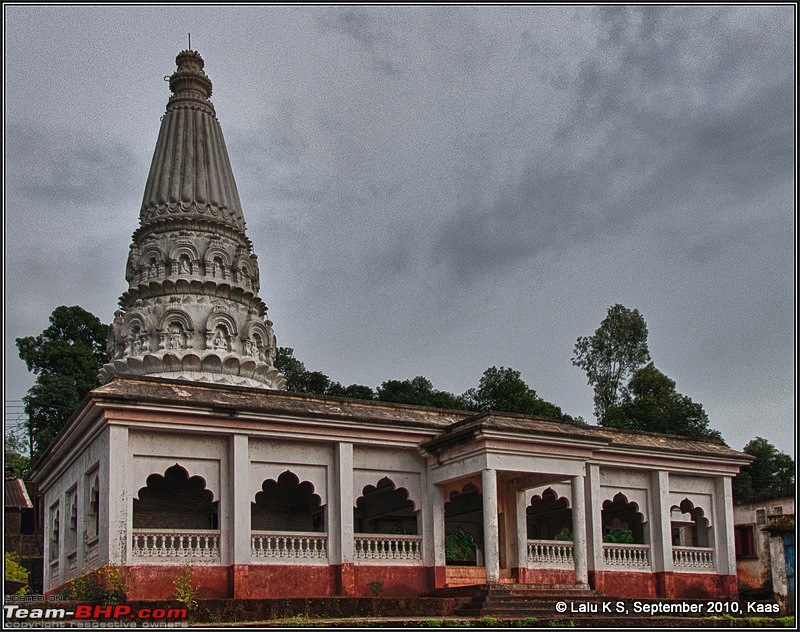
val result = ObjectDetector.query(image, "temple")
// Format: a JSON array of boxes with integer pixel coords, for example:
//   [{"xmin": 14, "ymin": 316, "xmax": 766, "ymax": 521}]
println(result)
[{"xmin": 31, "ymin": 51, "xmax": 750, "ymax": 602}]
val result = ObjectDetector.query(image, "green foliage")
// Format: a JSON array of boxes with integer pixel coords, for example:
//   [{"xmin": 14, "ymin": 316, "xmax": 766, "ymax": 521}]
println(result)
[
  {"xmin": 378, "ymin": 376, "xmax": 463, "ymax": 409},
  {"xmin": 173, "ymin": 565, "xmax": 201, "ymax": 611},
  {"xmin": 515, "ymin": 617, "xmax": 539, "ymax": 627},
  {"xmin": 547, "ymin": 620, "xmax": 576, "ymax": 627},
  {"xmin": 603, "ymin": 363, "xmax": 724, "ymax": 442},
  {"xmin": 274, "ymin": 349, "xmax": 574, "ymax": 419},
  {"xmin": 733, "ymin": 437, "xmax": 795, "ymax": 502},
  {"xmin": 479, "ymin": 617, "xmax": 502, "ymax": 627},
  {"xmin": 462, "ymin": 366, "xmax": 566, "ymax": 419},
  {"xmin": 5, "ymin": 552, "xmax": 30, "ymax": 595},
  {"xmin": 16, "ymin": 306, "xmax": 109, "ymax": 459},
  {"xmin": 572, "ymin": 304, "xmax": 650, "ymax": 420},
  {"xmin": 554, "ymin": 527, "xmax": 573, "ymax": 542},
  {"xmin": 603, "ymin": 529, "xmax": 634, "ymax": 544},
  {"xmin": 445, "ymin": 527, "xmax": 476, "ymax": 563},
  {"xmin": 274, "ymin": 347, "xmax": 375, "ymax": 399},
  {"xmin": 4, "ymin": 434, "xmax": 30, "ymax": 477},
  {"xmin": 66, "ymin": 564, "xmax": 127, "ymax": 604}
]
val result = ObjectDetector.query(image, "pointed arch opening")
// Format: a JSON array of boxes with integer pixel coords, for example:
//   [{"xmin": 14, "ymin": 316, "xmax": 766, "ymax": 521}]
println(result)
[
  {"xmin": 444, "ymin": 482, "xmax": 483, "ymax": 566},
  {"xmin": 602, "ymin": 492, "xmax": 646, "ymax": 544},
  {"xmin": 354, "ymin": 477, "xmax": 418, "ymax": 535},
  {"xmin": 670, "ymin": 499, "xmax": 712, "ymax": 548},
  {"xmin": 133, "ymin": 464, "xmax": 218, "ymax": 530},
  {"xmin": 251, "ymin": 471, "xmax": 325, "ymax": 532},
  {"xmin": 527, "ymin": 488, "xmax": 573, "ymax": 541}
]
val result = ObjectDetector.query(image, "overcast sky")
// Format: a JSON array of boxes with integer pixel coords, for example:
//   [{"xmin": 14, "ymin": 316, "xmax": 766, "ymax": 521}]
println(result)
[{"xmin": 3, "ymin": 5, "xmax": 795, "ymax": 457}]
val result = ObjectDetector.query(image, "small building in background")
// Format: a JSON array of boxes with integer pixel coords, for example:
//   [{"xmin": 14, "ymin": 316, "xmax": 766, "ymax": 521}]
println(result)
[
  {"xmin": 4, "ymin": 467, "xmax": 44, "ymax": 592},
  {"xmin": 734, "ymin": 495, "xmax": 795, "ymax": 610}
]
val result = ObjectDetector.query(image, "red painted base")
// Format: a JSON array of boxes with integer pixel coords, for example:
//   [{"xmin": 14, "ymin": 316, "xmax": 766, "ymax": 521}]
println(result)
[
  {"xmin": 591, "ymin": 570, "xmax": 738, "ymax": 599},
  {"xmin": 516, "ymin": 568, "xmax": 577, "ymax": 585},
  {"xmin": 45, "ymin": 565, "xmax": 737, "ymax": 601},
  {"xmin": 49, "ymin": 564, "xmax": 435, "ymax": 600}
]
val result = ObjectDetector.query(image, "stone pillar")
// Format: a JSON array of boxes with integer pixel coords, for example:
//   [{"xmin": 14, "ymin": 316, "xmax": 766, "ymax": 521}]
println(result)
[
  {"xmin": 333, "ymin": 442, "xmax": 355, "ymax": 594},
  {"xmin": 713, "ymin": 476, "xmax": 737, "ymax": 577},
  {"xmin": 106, "ymin": 425, "xmax": 130, "ymax": 565},
  {"xmin": 584, "ymin": 464, "xmax": 603, "ymax": 588},
  {"xmin": 649, "ymin": 470, "xmax": 674, "ymax": 597},
  {"xmin": 482, "ymin": 468, "xmax": 500, "ymax": 583},
  {"xmin": 515, "ymin": 488, "xmax": 529, "ymax": 582},
  {"xmin": 571, "ymin": 474, "xmax": 589, "ymax": 585},
  {"xmin": 227, "ymin": 434, "xmax": 250, "ymax": 564},
  {"xmin": 423, "ymin": 481, "xmax": 446, "ymax": 588}
]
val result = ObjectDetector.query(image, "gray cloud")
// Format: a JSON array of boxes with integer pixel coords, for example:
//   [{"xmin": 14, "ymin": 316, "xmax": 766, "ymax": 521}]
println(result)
[{"xmin": 3, "ymin": 5, "xmax": 794, "ymax": 457}]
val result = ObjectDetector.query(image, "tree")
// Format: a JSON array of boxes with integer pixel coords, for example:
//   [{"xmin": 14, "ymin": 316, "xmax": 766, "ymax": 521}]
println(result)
[
  {"xmin": 377, "ymin": 376, "xmax": 463, "ymax": 409},
  {"xmin": 462, "ymin": 366, "xmax": 566, "ymax": 419},
  {"xmin": 274, "ymin": 347, "xmax": 375, "ymax": 399},
  {"xmin": 4, "ymin": 435, "xmax": 30, "ymax": 478},
  {"xmin": 732, "ymin": 437, "xmax": 795, "ymax": 503},
  {"xmin": 572, "ymin": 304, "xmax": 651, "ymax": 420},
  {"xmin": 602, "ymin": 363, "xmax": 724, "ymax": 442},
  {"xmin": 16, "ymin": 306, "xmax": 109, "ymax": 459}
]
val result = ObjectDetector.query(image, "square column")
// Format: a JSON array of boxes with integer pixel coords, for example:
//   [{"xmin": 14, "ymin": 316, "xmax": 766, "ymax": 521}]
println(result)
[
  {"xmin": 515, "ymin": 488, "xmax": 528, "ymax": 577},
  {"xmin": 423, "ymin": 481, "xmax": 446, "ymax": 588},
  {"xmin": 227, "ymin": 434, "xmax": 250, "ymax": 565},
  {"xmin": 106, "ymin": 425, "xmax": 130, "ymax": 565},
  {"xmin": 713, "ymin": 476, "xmax": 736, "ymax": 576},
  {"xmin": 331, "ymin": 442, "xmax": 355, "ymax": 595},
  {"xmin": 649, "ymin": 470, "xmax": 673, "ymax": 573},
  {"xmin": 584, "ymin": 463, "xmax": 603, "ymax": 573},
  {"xmin": 482, "ymin": 468, "xmax": 500, "ymax": 583},
  {"xmin": 571, "ymin": 474, "xmax": 589, "ymax": 585}
]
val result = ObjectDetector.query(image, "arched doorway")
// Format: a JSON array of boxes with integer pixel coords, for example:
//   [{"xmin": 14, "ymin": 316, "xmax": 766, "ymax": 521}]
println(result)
[
  {"xmin": 601, "ymin": 492, "xmax": 645, "ymax": 544},
  {"xmin": 354, "ymin": 477, "xmax": 417, "ymax": 535},
  {"xmin": 444, "ymin": 483, "xmax": 483, "ymax": 566},
  {"xmin": 133, "ymin": 464, "xmax": 218, "ymax": 529},
  {"xmin": 527, "ymin": 488, "xmax": 572, "ymax": 540},
  {"xmin": 251, "ymin": 470, "xmax": 325, "ymax": 532}
]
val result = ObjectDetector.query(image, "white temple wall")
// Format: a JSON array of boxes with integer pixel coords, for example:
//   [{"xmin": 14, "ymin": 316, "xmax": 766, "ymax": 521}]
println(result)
[{"xmin": 42, "ymin": 428, "xmax": 109, "ymax": 591}]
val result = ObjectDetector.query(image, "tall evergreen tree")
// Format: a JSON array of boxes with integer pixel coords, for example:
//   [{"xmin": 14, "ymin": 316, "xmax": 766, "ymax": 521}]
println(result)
[
  {"xmin": 572, "ymin": 304, "xmax": 650, "ymax": 420},
  {"xmin": 16, "ymin": 306, "xmax": 108, "ymax": 459}
]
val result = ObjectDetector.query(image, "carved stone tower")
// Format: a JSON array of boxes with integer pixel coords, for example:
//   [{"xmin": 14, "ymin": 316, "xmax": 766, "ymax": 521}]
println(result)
[{"xmin": 99, "ymin": 50, "xmax": 285, "ymax": 389}]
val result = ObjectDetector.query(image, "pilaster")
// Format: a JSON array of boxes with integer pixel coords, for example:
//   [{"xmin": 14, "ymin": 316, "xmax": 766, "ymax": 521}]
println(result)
[{"xmin": 482, "ymin": 468, "xmax": 500, "ymax": 583}]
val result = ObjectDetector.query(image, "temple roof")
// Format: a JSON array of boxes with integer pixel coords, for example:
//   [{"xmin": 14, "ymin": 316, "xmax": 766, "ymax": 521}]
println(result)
[
  {"xmin": 139, "ymin": 50, "xmax": 246, "ymax": 233},
  {"xmin": 92, "ymin": 375, "xmax": 750, "ymax": 462}
]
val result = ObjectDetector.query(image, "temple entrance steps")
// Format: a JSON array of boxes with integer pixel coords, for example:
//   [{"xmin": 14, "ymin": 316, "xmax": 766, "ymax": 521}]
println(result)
[{"xmin": 429, "ymin": 584, "xmax": 605, "ymax": 619}]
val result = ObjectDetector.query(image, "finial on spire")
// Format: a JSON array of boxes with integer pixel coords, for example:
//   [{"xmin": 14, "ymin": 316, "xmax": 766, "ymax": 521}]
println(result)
[{"xmin": 169, "ymin": 49, "xmax": 213, "ymax": 100}]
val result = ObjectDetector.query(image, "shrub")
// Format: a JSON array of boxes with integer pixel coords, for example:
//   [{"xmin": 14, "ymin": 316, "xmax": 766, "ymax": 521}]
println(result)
[
  {"xmin": 67, "ymin": 564, "xmax": 127, "ymax": 604},
  {"xmin": 173, "ymin": 565, "xmax": 201, "ymax": 611},
  {"xmin": 5, "ymin": 552, "xmax": 30, "ymax": 595}
]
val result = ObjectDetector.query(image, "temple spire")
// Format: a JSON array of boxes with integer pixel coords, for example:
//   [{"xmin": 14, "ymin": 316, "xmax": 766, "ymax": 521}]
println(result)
[{"xmin": 99, "ymin": 51, "xmax": 285, "ymax": 390}]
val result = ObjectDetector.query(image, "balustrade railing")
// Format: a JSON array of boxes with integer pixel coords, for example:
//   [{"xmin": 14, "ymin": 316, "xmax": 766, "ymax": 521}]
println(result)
[
  {"xmin": 251, "ymin": 531, "xmax": 328, "ymax": 563},
  {"xmin": 527, "ymin": 539, "xmax": 575, "ymax": 566},
  {"xmin": 603, "ymin": 543, "xmax": 650, "ymax": 568},
  {"xmin": 673, "ymin": 546, "xmax": 714, "ymax": 570},
  {"xmin": 354, "ymin": 534, "xmax": 423, "ymax": 563},
  {"xmin": 131, "ymin": 530, "xmax": 220, "ymax": 562}
]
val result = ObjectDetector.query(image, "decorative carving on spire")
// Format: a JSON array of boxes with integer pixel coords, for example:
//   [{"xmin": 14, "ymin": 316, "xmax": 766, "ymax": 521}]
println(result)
[{"xmin": 100, "ymin": 51, "xmax": 285, "ymax": 390}]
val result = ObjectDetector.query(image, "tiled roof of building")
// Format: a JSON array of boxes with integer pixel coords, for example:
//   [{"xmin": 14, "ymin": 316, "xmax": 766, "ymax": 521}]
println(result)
[
  {"xmin": 93, "ymin": 375, "xmax": 749, "ymax": 461},
  {"xmin": 4, "ymin": 471, "xmax": 33, "ymax": 510}
]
